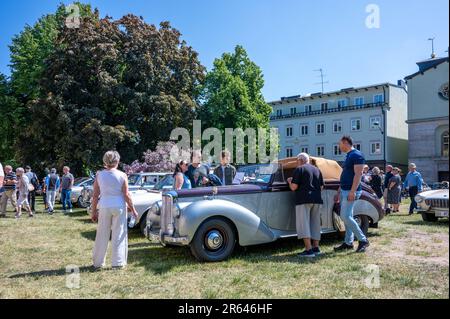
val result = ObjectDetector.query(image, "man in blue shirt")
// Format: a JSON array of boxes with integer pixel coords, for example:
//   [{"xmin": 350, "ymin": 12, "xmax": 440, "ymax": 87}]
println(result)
[
  {"xmin": 403, "ymin": 163, "xmax": 424, "ymax": 215},
  {"xmin": 334, "ymin": 136, "xmax": 370, "ymax": 253}
]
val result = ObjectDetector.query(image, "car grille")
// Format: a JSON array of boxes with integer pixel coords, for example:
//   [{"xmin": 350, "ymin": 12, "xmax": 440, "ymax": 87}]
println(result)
[
  {"xmin": 161, "ymin": 194, "xmax": 175, "ymax": 236},
  {"xmin": 425, "ymin": 198, "xmax": 449, "ymax": 209}
]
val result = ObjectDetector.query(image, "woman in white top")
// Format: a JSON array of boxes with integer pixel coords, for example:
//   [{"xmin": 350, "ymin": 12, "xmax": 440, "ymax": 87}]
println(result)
[{"xmin": 91, "ymin": 151, "xmax": 138, "ymax": 269}]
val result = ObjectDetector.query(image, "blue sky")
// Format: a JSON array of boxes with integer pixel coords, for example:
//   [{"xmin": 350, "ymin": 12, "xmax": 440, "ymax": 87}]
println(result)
[{"xmin": 0, "ymin": 0, "xmax": 448, "ymax": 101}]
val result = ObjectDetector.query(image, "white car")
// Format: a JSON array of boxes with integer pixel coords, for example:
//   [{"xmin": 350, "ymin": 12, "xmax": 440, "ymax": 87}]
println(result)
[
  {"xmin": 415, "ymin": 189, "xmax": 449, "ymax": 222},
  {"xmin": 56, "ymin": 177, "xmax": 94, "ymax": 208}
]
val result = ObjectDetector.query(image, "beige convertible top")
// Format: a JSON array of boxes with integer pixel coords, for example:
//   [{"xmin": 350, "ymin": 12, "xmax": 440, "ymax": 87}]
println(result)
[{"xmin": 278, "ymin": 156, "xmax": 343, "ymax": 181}]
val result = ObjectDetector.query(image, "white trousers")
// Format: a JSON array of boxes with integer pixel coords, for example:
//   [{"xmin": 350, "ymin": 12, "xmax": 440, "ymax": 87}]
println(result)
[
  {"xmin": 92, "ymin": 206, "xmax": 128, "ymax": 268},
  {"xmin": 46, "ymin": 190, "xmax": 57, "ymax": 211}
]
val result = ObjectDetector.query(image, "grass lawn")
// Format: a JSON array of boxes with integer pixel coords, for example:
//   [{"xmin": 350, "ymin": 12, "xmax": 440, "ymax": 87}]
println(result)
[{"xmin": 0, "ymin": 197, "xmax": 448, "ymax": 299}]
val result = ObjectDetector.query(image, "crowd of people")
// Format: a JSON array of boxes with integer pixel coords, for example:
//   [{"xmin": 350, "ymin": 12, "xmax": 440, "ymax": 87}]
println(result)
[
  {"xmin": 0, "ymin": 135, "xmax": 427, "ymax": 266},
  {"xmin": 361, "ymin": 162, "xmax": 424, "ymax": 215},
  {"xmin": 0, "ymin": 163, "xmax": 75, "ymax": 218}
]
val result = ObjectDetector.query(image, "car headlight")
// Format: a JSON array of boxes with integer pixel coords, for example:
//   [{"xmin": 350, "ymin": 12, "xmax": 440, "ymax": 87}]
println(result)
[
  {"xmin": 415, "ymin": 195, "xmax": 424, "ymax": 203},
  {"xmin": 172, "ymin": 203, "xmax": 181, "ymax": 218},
  {"xmin": 149, "ymin": 202, "xmax": 161, "ymax": 216}
]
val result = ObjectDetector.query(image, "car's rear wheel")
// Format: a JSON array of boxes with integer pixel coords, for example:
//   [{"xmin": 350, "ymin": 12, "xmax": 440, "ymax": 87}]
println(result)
[
  {"xmin": 139, "ymin": 212, "xmax": 148, "ymax": 236},
  {"xmin": 190, "ymin": 218, "xmax": 236, "ymax": 262},
  {"xmin": 354, "ymin": 215, "xmax": 369, "ymax": 236},
  {"xmin": 421, "ymin": 212, "xmax": 438, "ymax": 222}
]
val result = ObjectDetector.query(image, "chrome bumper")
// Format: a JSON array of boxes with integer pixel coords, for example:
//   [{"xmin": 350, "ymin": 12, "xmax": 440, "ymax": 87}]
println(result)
[{"xmin": 146, "ymin": 226, "xmax": 189, "ymax": 246}]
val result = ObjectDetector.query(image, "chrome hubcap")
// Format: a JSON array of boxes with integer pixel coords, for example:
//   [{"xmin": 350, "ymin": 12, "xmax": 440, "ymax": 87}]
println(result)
[{"xmin": 206, "ymin": 230, "xmax": 223, "ymax": 250}]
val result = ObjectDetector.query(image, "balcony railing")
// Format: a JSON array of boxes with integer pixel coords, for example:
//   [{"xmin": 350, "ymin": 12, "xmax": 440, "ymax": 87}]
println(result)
[{"xmin": 270, "ymin": 102, "xmax": 387, "ymax": 121}]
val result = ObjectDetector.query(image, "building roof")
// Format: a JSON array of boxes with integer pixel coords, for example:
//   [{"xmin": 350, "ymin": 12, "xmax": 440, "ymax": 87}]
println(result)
[
  {"xmin": 268, "ymin": 82, "xmax": 406, "ymax": 106},
  {"xmin": 405, "ymin": 57, "xmax": 449, "ymax": 81}
]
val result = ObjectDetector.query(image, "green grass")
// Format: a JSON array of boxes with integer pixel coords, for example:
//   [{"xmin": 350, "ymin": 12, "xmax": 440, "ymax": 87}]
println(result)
[{"xmin": 0, "ymin": 198, "xmax": 448, "ymax": 299}]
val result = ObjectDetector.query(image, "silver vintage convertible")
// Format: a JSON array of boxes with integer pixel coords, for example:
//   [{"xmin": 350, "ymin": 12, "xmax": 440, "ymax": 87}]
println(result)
[{"xmin": 145, "ymin": 157, "xmax": 384, "ymax": 262}]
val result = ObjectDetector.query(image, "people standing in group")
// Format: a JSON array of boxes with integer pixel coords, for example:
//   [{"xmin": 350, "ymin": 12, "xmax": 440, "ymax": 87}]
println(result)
[
  {"xmin": 387, "ymin": 167, "xmax": 402, "ymax": 213},
  {"xmin": 403, "ymin": 163, "xmax": 424, "ymax": 215},
  {"xmin": 287, "ymin": 153, "xmax": 324, "ymax": 258},
  {"xmin": 25, "ymin": 166, "xmax": 39, "ymax": 214},
  {"xmin": 91, "ymin": 151, "xmax": 138, "ymax": 269},
  {"xmin": 173, "ymin": 160, "xmax": 192, "ymax": 190},
  {"xmin": 45, "ymin": 168, "xmax": 60, "ymax": 214},
  {"xmin": 15, "ymin": 167, "xmax": 33, "ymax": 218},
  {"xmin": 60, "ymin": 166, "xmax": 74, "ymax": 215},
  {"xmin": 383, "ymin": 165, "xmax": 394, "ymax": 214},
  {"xmin": 334, "ymin": 135, "xmax": 370, "ymax": 253},
  {"xmin": 0, "ymin": 165, "xmax": 17, "ymax": 217},
  {"xmin": 186, "ymin": 151, "xmax": 209, "ymax": 188},
  {"xmin": 369, "ymin": 166, "xmax": 383, "ymax": 199},
  {"xmin": 214, "ymin": 150, "xmax": 237, "ymax": 186}
]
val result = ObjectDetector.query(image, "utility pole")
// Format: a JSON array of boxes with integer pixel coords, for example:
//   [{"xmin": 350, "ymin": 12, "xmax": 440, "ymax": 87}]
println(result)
[{"xmin": 314, "ymin": 68, "xmax": 329, "ymax": 93}]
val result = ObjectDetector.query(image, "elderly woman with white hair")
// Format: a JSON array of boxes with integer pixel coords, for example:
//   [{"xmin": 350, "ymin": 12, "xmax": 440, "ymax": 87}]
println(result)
[
  {"xmin": 91, "ymin": 150, "xmax": 138, "ymax": 269},
  {"xmin": 15, "ymin": 167, "xmax": 33, "ymax": 218}
]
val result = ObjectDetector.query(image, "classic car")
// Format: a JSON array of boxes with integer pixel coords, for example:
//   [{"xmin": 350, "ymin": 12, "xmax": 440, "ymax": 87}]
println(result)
[
  {"xmin": 144, "ymin": 157, "xmax": 384, "ymax": 262},
  {"xmin": 128, "ymin": 172, "xmax": 171, "ymax": 191},
  {"xmin": 415, "ymin": 189, "xmax": 449, "ymax": 222},
  {"xmin": 85, "ymin": 173, "xmax": 175, "ymax": 234},
  {"xmin": 56, "ymin": 177, "xmax": 94, "ymax": 208}
]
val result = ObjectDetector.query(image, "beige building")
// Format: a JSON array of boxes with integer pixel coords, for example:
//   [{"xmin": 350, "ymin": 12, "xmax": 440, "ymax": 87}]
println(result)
[
  {"xmin": 269, "ymin": 83, "xmax": 409, "ymax": 170},
  {"xmin": 405, "ymin": 56, "xmax": 449, "ymax": 183}
]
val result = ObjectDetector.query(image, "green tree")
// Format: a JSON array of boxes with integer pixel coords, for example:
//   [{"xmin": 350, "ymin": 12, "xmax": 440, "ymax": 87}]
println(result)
[
  {"xmin": 17, "ymin": 12, "xmax": 205, "ymax": 175},
  {"xmin": 0, "ymin": 74, "xmax": 22, "ymax": 162},
  {"xmin": 199, "ymin": 45, "xmax": 274, "ymax": 162}
]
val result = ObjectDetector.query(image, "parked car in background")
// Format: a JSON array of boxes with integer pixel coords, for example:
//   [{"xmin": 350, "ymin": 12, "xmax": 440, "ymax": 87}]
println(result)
[
  {"xmin": 128, "ymin": 172, "xmax": 171, "ymax": 191},
  {"xmin": 430, "ymin": 182, "xmax": 449, "ymax": 190},
  {"xmin": 85, "ymin": 173, "xmax": 175, "ymax": 235},
  {"xmin": 145, "ymin": 157, "xmax": 384, "ymax": 262},
  {"xmin": 56, "ymin": 177, "xmax": 94, "ymax": 208},
  {"xmin": 415, "ymin": 189, "xmax": 449, "ymax": 222}
]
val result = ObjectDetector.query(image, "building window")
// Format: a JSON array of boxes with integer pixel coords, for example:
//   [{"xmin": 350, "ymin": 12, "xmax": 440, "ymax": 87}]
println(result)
[
  {"xmin": 351, "ymin": 118, "xmax": 361, "ymax": 131},
  {"xmin": 355, "ymin": 97, "xmax": 364, "ymax": 106},
  {"xmin": 442, "ymin": 131, "xmax": 449, "ymax": 157},
  {"xmin": 321, "ymin": 103, "xmax": 328, "ymax": 112},
  {"xmin": 316, "ymin": 122, "xmax": 325, "ymax": 135},
  {"xmin": 333, "ymin": 120, "xmax": 343, "ymax": 133},
  {"xmin": 300, "ymin": 146, "xmax": 309, "ymax": 154},
  {"xmin": 290, "ymin": 107, "xmax": 297, "ymax": 115},
  {"xmin": 286, "ymin": 126, "xmax": 293, "ymax": 137},
  {"xmin": 305, "ymin": 105, "xmax": 312, "ymax": 113},
  {"xmin": 354, "ymin": 143, "xmax": 362, "ymax": 151},
  {"xmin": 276, "ymin": 109, "xmax": 282, "ymax": 117},
  {"xmin": 370, "ymin": 141, "xmax": 382, "ymax": 155},
  {"xmin": 333, "ymin": 144, "xmax": 342, "ymax": 156},
  {"xmin": 370, "ymin": 116, "xmax": 382, "ymax": 129},
  {"xmin": 286, "ymin": 148, "xmax": 293, "ymax": 158},
  {"xmin": 374, "ymin": 94, "xmax": 384, "ymax": 105},
  {"xmin": 300, "ymin": 124, "xmax": 309, "ymax": 136},
  {"xmin": 316, "ymin": 145, "xmax": 325, "ymax": 157},
  {"xmin": 337, "ymin": 99, "xmax": 347, "ymax": 108}
]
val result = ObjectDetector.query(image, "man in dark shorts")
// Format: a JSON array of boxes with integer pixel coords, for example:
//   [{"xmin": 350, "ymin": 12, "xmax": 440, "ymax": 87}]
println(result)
[{"xmin": 287, "ymin": 153, "xmax": 324, "ymax": 258}]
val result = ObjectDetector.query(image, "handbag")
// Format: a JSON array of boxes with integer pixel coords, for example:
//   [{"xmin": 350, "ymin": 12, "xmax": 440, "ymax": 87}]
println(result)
[{"xmin": 27, "ymin": 184, "xmax": 35, "ymax": 192}]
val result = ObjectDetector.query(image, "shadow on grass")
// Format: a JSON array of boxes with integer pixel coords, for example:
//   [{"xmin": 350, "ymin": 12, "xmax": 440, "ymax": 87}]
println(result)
[{"xmin": 9, "ymin": 266, "xmax": 100, "ymax": 279}]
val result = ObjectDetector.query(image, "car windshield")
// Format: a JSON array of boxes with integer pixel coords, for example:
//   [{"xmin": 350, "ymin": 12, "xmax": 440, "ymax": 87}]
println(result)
[
  {"xmin": 236, "ymin": 163, "xmax": 282, "ymax": 185},
  {"xmin": 128, "ymin": 174, "xmax": 140, "ymax": 185},
  {"xmin": 74, "ymin": 177, "xmax": 89, "ymax": 186},
  {"xmin": 154, "ymin": 175, "xmax": 174, "ymax": 190}
]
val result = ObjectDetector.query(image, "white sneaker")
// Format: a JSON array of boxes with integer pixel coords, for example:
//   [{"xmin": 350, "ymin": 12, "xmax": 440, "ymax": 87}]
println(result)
[{"xmin": 69, "ymin": 209, "xmax": 73, "ymax": 213}]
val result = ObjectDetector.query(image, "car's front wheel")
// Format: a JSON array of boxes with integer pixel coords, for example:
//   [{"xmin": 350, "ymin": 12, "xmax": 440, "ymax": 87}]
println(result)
[
  {"xmin": 77, "ymin": 196, "xmax": 89, "ymax": 209},
  {"xmin": 421, "ymin": 212, "xmax": 438, "ymax": 222},
  {"xmin": 190, "ymin": 218, "xmax": 236, "ymax": 262}
]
